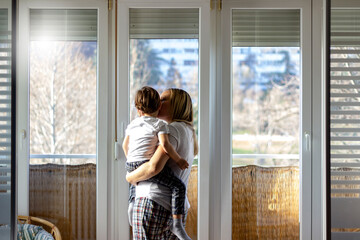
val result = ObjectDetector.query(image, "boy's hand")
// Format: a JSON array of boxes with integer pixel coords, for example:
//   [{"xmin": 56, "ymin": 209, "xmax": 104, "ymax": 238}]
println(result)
[{"xmin": 176, "ymin": 158, "xmax": 189, "ymax": 170}]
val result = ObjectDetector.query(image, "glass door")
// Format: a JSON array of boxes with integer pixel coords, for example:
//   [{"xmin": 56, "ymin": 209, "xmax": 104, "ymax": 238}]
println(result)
[
  {"xmin": 116, "ymin": 2, "xmax": 211, "ymax": 239},
  {"xmin": 18, "ymin": 0, "xmax": 109, "ymax": 239},
  {"xmin": 128, "ymin": 8, "xmax": 200, "ymax": 238},
  {"xmin": 28, "ymin": 9, "xmax": 98, "ymax": 240},
  {"xmin": 221, "ymin": 0, "xmax": 312, "ymax": 239},
  {"xmin": 0, "ymin": 0, "xmax": 15, "ymax": 238},
  {"xmin": 329, "ymin": 0, "xmax": 360, "ymax": 239}
]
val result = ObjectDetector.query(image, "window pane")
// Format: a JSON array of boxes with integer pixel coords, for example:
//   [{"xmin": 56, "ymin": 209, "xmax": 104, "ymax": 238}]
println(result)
[
  {"xmin": 29, "ymin": 9, "xmax": 97, "ymax": 240},
  {"xmin": 231, "ymin": 9, "xmax": 300, "ymax": 239},
  {"xmin": 129, "ymin": 37, "xmax": 199, "ymax": 239},
  {"xmin": 232, "ymin": 47, "xmax": 300, "ymax": 166},
  {"xmin": 0, "ymin": 5, "xmax": 13, "ymax": 239}
]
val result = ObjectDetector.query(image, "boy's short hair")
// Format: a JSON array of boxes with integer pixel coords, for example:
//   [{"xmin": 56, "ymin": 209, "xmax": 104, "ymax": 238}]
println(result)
[{"xmin": 135, "ymin": 86, "xmax": 160, "ymax": 114}]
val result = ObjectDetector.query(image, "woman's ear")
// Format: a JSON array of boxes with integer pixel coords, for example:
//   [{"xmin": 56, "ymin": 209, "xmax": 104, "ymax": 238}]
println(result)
[{"xmin": 137, "ymin": 109, "xmax": 143, "ymax": 116}]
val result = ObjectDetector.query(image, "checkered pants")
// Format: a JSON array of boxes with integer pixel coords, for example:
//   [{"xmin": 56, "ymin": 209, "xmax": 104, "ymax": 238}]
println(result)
[
  {"xmin": 132, "ymin": 197, "xmax": 187, "ymax": 240},
  {"xmin": 126, "ymin": 160, "xmax": 186, "ymax": 215}
]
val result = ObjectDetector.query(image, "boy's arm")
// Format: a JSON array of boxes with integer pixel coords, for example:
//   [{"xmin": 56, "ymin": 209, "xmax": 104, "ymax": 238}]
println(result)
[
  {"xmin": 122, "ymin": 135, "xmax": 129, "ymax": 157},
  {"xmin": 158, "ymin": 133, "xmax": 189, "ymax": 170}
]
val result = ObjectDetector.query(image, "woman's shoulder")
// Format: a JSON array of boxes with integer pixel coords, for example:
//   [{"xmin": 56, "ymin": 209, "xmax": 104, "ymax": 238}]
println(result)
[
  {"xmin": 169, "ymin": 122, "xmax": 192, "ymax": 137},
  {"xmin": 169, "ymin": 121, "xmax": 186, "ymax": 130}
]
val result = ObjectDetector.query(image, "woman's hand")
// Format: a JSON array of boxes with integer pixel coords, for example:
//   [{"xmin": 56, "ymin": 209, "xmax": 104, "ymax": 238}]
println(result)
[{"xmin": 126, "ymin": 172, "xmax": 138, "ymax": 186}]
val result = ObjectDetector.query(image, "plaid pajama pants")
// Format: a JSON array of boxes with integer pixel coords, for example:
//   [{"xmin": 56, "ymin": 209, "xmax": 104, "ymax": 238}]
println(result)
[
  {"xmin": 126, "ymin": 160, "xmax": 186, "ymax": 215},
  {"xmin": 132, "ymin": 197, "xmax": 187, "ymax": 240}
]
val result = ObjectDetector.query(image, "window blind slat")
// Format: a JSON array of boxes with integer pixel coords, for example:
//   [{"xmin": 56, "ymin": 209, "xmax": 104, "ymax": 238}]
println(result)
[
  {"xmin": 331, "ymin": 59, "xmax": 360, "ymax": 63},
  {"xmin": 232, "ymin": 9, "xmax": 300, "ymax": 47},
  {"xmin": 330, "ymin": 93, "xmax": 360, "ymax": 98},
  {"xmin": 331, "ymin": 145, "xmax": 360, "ymax": 150},
  {"xmin": 30, "ymin": 9, "xmax": 98, "ymax": 41},
  {"xmin": 332, "ymin": 180, "xmax": 360, "ymax": 184},
  {"xmin": 331, "ymin": 171, "xmax": 360, "ymax": 176},
  {"xmin": 331, "ymin": 76, "xmax": 360, "ymax": 80},
  {"xmin": 129, "ymin": 8, "xmax": 199, "ymax": 39},
  {"xmin": 331, "ymin": 111, "xmax": 360, "ymax": 115},
  {"xmin": 330, "ymin": 119, "xmax": 360, "ymax": 124},
  {"xmin": 0, "ymin": 176, "xmax": 10, "ymax": 181},
  {"xmin": 331, "ymin": 49, "xmax": 360, "ymax": 54},
  {"xmin": 331, "ymin": 137, "xmax": 360, "ymax": 141},
  {"xmin": 331, "ymin": 189, "xmax": 360, "ymax": 194},
  {"xmin": 332, "ymin": 162, "xmax": 360, "ymax": 167},
  {"xmin": 331, "ymin": 102, "xmax": 360, "ymax": 106},
  {"xmin": 332, "ymin": 154, "xmax": 360, "ymax": 158},
  {"xmin": 0, "ymin": 167, "xmax": 10, "ymax": 173},
  {"xmin": 331, "ymin": 128, "xmax": 360, "ymax": 132},
  {"xmin": 331, "ymin": 84, "xmax": 360, "ymax": 89}
]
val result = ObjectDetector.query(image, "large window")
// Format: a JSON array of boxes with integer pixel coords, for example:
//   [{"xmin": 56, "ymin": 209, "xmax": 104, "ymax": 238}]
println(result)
[
  {"xmin": 29, "ymin": 9, "xmax": 97, "ymax": 240},
  {"xmin": 128, "ymin": 8, "xmax": 199, "ymax": 239},
  {"xmin": 329, "ymin": 7, "xmax": 360, "ymax": 239},
  {"xmin": 231, "ymin": 9, "xmax": 301, "ymax": 239}
]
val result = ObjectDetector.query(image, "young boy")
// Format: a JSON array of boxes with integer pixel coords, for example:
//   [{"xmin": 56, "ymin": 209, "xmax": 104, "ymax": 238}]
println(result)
[{"xmin": 123, "ymin": 86, "xmax": 191, "ymax": 240}]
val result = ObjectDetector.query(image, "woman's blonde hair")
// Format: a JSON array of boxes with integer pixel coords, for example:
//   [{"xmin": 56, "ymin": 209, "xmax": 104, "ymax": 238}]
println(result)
[{"xmin": 168, "ymin": 88, "xmax": 198, "ymax": 156}]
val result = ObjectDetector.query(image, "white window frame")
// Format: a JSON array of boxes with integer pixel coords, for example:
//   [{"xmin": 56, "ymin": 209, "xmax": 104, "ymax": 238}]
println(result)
[
  {"xmin": 17, "ymin": 0, "xmax": 109, "ymax": 239},
  {"xmin": 219, "ymin": 0, "xmax": 313, "ymax": 239},
  {"xmin": 115, "ymin": 1, "xmax": 211, "ymax": 239}
]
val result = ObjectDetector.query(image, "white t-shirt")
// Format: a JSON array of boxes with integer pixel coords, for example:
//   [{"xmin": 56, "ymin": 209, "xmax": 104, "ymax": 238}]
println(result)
[
  {"xmin": 135, "ymin": 121, "xmax": 195, "ymax": 212},
  {"xmin": 125, "ymin": 116, "xmax": 169, "ymax": 163}
]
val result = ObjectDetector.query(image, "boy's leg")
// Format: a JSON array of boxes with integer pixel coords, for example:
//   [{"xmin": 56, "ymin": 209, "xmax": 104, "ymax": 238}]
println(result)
[
  {"xmin": 125, "ymin": 161, "xmax": 148, "ymax": 203},
  {"xmin": 125, "ymin": 161, "xmax": 147, "ymax": 226},
  {"xmin": 147, "ymin": 166, "xmax": 186, "ymax": 215}
]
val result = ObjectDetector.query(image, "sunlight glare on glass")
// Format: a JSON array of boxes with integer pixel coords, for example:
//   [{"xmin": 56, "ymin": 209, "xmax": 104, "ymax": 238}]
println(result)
[{"xmin": 33, "ymin": 40, "xmax": 55, "ymax": 56}]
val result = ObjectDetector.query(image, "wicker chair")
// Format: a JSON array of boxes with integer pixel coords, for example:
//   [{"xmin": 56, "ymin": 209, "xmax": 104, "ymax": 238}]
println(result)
[{"xmin": 17, "ymin": 215, "xmax": 62, "ymax": 240}]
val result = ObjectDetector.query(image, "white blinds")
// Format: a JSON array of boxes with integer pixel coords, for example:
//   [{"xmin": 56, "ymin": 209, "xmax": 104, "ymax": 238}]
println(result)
[
  {"xmin": 232, "ymin": 9, "xmax": 300, "ymax": 47},
  {"xmin": 0, "ymin": 8, "xmax": 11, "ymax": 225},
  {"xmin": 331, "ymin": 9, "xmax": 360, "ymax": 46},
  {"xmin": 330, "ymin": 9, "xmax": 360, "ymax": 239},
  {"xmin": 30, "ymin": 9, "xmax": 98, "ymax": 41},
  {"xmin": 129, "ymin": 8, "xmax": 199, "ymax": 39}
]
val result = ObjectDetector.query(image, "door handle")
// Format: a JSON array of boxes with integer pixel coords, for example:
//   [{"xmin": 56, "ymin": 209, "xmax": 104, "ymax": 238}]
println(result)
[{"xmin": 304, "ymin": 132, "xmax": 311, "ymax": 151}]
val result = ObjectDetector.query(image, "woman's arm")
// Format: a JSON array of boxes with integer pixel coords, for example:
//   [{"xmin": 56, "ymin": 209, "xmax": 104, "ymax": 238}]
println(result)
[{"xmin": 126, "ymin": 145, "xmax": 169, "ymax": 185}]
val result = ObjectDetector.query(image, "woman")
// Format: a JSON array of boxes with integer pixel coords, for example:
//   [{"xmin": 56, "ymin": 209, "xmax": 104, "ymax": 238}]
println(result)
[{"xmin": 126, "ymin": 88, "xmax": 198, "ymax": 239}]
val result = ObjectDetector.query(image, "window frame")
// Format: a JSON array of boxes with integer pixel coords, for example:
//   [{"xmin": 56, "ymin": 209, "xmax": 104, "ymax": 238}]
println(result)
[
  {"xmin": 220, "ymin": 0, "xmax": 313, "ymax": 239},
  {"xmin": 116, "ymin": 1, "xmax": 211, "ymax": 239},
  {"xmin": 17, "ymin": 0, "xmax": 109, "ymax": 239}
]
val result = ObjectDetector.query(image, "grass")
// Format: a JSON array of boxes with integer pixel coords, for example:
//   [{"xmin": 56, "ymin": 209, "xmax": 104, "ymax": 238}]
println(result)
[{"xmin": 232, "ymin": 148, "xmax": 253, "ymax": 154}]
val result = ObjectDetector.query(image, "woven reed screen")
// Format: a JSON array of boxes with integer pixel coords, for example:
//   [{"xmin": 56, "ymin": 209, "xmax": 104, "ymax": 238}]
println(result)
[
  {"xmin": 29, "ymin": 164, "xmax": 96, "ymax": 240},
  {"xmin": 29, "ymin": 164, "xmax": 299, "ymax": 240},
  {"xmin": 186, "ymin": 165, "xmax": 300, "ymax": 239},
  {"xmin": 231, "ymin": 166, "xmax": 299, "ymax": 239}
]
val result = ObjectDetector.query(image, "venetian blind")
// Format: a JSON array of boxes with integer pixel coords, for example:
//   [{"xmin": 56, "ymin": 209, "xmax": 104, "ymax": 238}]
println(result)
[
  {"xmin": 232, "ymin": 9, "xmax": 300, "ymax": 47},
  {"xmin": 0, "ymin": 8, "xmax": 11, "ymax": 225},
  {"xmin": 30, "ymin": 9, "xmax": 98, "ymax": 41},
  {"xmin": 129, "ymin": 8, "xmax": 199, "ymax": 39},
  {"xmin": 330, "ymin": 8, "xmax": 360, "ymax": 239}
]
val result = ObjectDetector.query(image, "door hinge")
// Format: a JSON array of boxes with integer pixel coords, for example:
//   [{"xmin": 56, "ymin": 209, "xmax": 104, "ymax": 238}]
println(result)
[
  {"xmin": 217, "ymin": 0, "xmax": 222, "ymax": 11},
  {"xmin": 108, "ymin": 0, "xmax": 112, "ymax": 11},
  {"xmin": 211, "ymin": 0, "xmax": 221, "ymax": 11}
]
